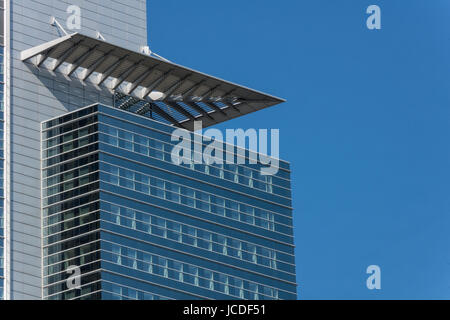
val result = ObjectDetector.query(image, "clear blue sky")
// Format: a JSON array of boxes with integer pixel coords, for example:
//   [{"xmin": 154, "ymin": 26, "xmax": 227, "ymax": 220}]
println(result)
[{"xmin": 148, "ymin": 0, "xmax": 450, "ymax": 299}]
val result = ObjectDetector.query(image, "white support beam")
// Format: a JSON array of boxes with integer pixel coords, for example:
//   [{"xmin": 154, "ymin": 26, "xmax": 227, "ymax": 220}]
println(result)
[
  {"xmin": 66, "ymin": 44, "xmax": 100, "ymax": 77},
  {"xmin": 20, "ymin": 33, "xmax": 75, "ymax": 61},
  {"xmin": 163, "ymin": 74, "xmax": 192, "ymax": 98},
  {"xmin": 51, "ymin": 40, "xmax": 84, "ymax": 72},
  {"xmin": 181, "ymin": 80, "xmax": 206, "ymax": 99},
  {"xmin": 112, "ymin": 59, "xmax": 144, "ymax": 90},
  {"xmin": 97, "ymin": 54, "xmax": 130, "ymax": 86},
  {"xmin": 140, "ymin": 69, "xmax": 173, "ymax": 99},
  {"xmin": 81, "ymin": 49, "xmax": 115, "ymax": 82}
]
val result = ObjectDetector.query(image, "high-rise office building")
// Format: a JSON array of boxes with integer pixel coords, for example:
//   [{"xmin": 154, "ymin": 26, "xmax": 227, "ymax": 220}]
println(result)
[
  {"xmin": 41, "ymin": 104, "xmax": 295, "ymax": 300},
  {"xmin": 1, "ymin": 0, "xmax": 296, "ymax": 300}
]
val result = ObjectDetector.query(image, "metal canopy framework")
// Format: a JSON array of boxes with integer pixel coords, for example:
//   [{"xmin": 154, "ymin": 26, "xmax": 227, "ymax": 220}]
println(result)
[{"xmin": 20, "ymin": 33, "xmax": 285, "ymax": 130}]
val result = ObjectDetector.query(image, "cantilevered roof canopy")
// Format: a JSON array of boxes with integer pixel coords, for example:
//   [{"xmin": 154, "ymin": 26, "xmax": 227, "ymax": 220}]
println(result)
[{"xmin": 20, "ymin": 33, "xmax": 285, "ymax": 130}]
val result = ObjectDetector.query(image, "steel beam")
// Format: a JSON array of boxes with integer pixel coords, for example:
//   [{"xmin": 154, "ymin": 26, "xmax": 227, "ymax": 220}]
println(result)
[
  {"xmin": 112, "ymin": 59, "xmax": 144, "ymax": 90},
  {"xmin": 81, "ymin": 48, "xmax": 115, "ymax": 82},
  {"xmin": 126, "ymin": 63, "xmax": 160, "ymax": 95},
  {"xmin": 66, "ymin": 44, "xmax": 99, "ymax": 77},
  {"xmin": 97, "ymin": 54, "xmax": 130, "ymax": 86},
  {"xmin": 51, "ymin": 39, "xmax": 84, "ymax": 71}
]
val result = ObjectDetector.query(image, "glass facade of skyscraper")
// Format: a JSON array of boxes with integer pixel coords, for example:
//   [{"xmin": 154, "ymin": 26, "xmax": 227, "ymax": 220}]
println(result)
[
  {"xmin": 42, "ymin": 104, "xmax": 296, "ymax": 300},
  {"xmin": 0, "ymin": 0, "xmax": 5, "ymax": 300}
]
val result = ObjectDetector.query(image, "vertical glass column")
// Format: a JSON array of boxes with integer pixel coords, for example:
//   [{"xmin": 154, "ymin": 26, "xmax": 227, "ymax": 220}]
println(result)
[
  {"xmin": 41, "ymin": 107, "xmax": 102, "ymax": 300},
  {"xmin": 0, "ymin": 0, "xmax": 5, "ymax": 300}
]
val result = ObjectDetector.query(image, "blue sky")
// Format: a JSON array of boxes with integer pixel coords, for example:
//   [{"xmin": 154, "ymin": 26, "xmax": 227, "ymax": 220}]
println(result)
[{"xmin": 148, "ymin": 0, "xmax": 450, "ymax": 299}]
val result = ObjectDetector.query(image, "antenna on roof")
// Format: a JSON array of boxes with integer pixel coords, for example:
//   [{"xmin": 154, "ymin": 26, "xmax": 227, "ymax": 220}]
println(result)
[
  {"xmin": 140, "ymin": 45, "xmax": 171, "ymax": 62},
  {"xmin": 50, "ymin": 17, "xmax": 69, "ymax": 36}
]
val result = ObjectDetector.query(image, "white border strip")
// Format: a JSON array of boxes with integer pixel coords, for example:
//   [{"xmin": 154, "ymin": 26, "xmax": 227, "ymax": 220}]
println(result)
[{"xmin": 4, "ymin": 0, "xmax": 11, "ymax": 301}]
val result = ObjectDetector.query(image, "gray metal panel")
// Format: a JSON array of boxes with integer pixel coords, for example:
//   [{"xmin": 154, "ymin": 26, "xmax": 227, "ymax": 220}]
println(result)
[{"xmin": 8, "ymin": 0, "xmax": 148, "ymax": 300}]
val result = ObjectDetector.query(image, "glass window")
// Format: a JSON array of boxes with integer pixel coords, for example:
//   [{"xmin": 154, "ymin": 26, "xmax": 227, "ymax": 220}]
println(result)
[
  {"xmin": 150, "ymin": 178, "xmax": 165, "ymax": 198},
  {"xmin": 246, "ymin": 282, "xmax": 258, "ymax": 300},
  {"xmin": 214, "ymin": 273, "xmax": 228, "ymax": 294},
  {"xmin": 166, "ymin": 220, "xmax": 181, "ymax": 241},
  {"xmin": 181, "ymin": 187, "xmax": 194, "ymax": 198},
  {"xmin": 168, "ymin": 260, "xmax": 182, "ymax": 281},
  {"xmin": 119, "ymin": 139, "xmax": 133, "ymax": 151},
  {"xmin": 165, "ymin": 182, "xmax": 180, "ymax": 203},
  {"xmin": 183, "ymin": 265, "xmax": 198, "ymax": 286},
  {"xmin": 240, "ymin": 212, "xmax": 255, "ymax": 225},
  {"xmin": 167, "ymin": 221, "xmax": 181, "ymax": 232},
  {"xmin": 134, "ymin": 134, "xmax": 148, "ymax": 146},
  {"xmin": 243, "ymin": 243, "xmax": 257, "ymax": 263},
  {"xmin": 119, "ymin": 130, "xmax": 133, "ymax": 141},
  {"xmin": 133, "ymin": 143, "xmax": 147, "ymax": 155},
  {"xmin": 119, "ymin": 168, "xmax": 134, "ymax": 180},
  {"xmin": 119, "ymin": 177, "xmax": 133, "ymax": 189},
  {"xmin": 151, "ymin": 216, "xmax": 166, "ymax": 238},
  {"xmin": 229, "ymin": 278, "xmax": 244, "ymax": 298},
  {"xmin": 227, "ymin": 238, "xmax": 242, "ymax": 258},
  {"xmin": 198, "ymin": 269, "xmax": 213, "ymax": 290},
  {"xmin": 197, "ymin": 230, "xmax": 212, "ymax": 251},
  {"xmin": 182, "ymin": 225, "xmax": 196, "ymax": 246},
  {"xmin": 135, "ymin": 173, "xmax": 150, "ymax": 185},
  {"xmin": 150, "ymin": 139, "xmax": 164, "ymax": 151},
  {"xmin": 213, "ymin": 235, "xmax": 227, "ymax": 255},
  {"xmin": 135, "ymin": 182, "xmax": 150, "ymax": 194},
  {"xmin": 106, "ymin": 126, "xmax": 118, "ymax": 137}
]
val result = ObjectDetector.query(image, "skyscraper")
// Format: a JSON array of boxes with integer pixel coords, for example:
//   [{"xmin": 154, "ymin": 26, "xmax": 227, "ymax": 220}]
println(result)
[{"xmin": 1, "ymin": 0, "xmax": 296, "ymax": 300}]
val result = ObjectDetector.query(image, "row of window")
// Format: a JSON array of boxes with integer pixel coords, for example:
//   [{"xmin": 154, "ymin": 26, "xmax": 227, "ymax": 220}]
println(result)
[
  {"xmin": 44, "ymin": 154, "xmax": 99, "ymax": 184},
  {"xmin": 47, "ymin": 285, "xmax": 102, "ymax": 301},
  {"xmin": 101, "ymin": 202, "xmax": 291, "ymax": 272},
  {"xmin": 104, "ymin": 135, "xmax": 278, "ymax": 193},
  {"xmin": 44, "ymin": 171, "xmax": 98, "ymax": 199},
  {"xmin": 98, "ymin": 125, "xmax": 290, "ymax": 197},
  {"xmin": 43, "ymin": 158, "xmax": 291, "ymax": 232},
  {"xmin": 44, "ymin": 123, "xmax": 97, "ymax": 150},
  {"xmin": 103, "ymin": 282, "xmax": 169, "ymax": 300},
  {"xmin": 42, "ymin": 119, "xmax": 290, "ymax": 190},
  {"xmin": 43, "ymin": 168, "xmax": 280, "ymax": 234},
  {"xmin": 44, "ymin": 250, "xmax": 100, "ymax": 280},
  {"xmin": 101, "ymin": 162, "xmax": 290, "ymax": 231},
  {"xmin": 42, "ymin": 111, "xmax": 97, "ymax": 138},
  {"xmin": 44, "ymin": 162, "xmax": 98, "ymax": 192},
  {"xmin": 43, "ymin": 142, "xmax": 98, "ymax": 168},
  {"xmin": 44, "ymin": 131, "xmax": 97, "ymax": 159},
  {"xmin": 44, "ymin": 199, "xmax": 99, "ymax": 230},
  {"xmin": 45, "ymin": 271, "xmax": 101, "ymax": 299},
  {"xmin": 43, "ymin": 239, "xmax": 100, "ymax": 273},
  {"xmin": 98, "ymin": 122, "xmax": 290, "ymax": 181},
  {"xmin": 42, "ymin": 206, "xmax": 291, "ymax": 275},
  {"xmin": 100, "ymin": 134, "xmax": 289, "ymax": 197},
  {"xmin": 43, "ymin": 179, "xmax": 99, "ymax": 207},
  {"xmin": 102, "ymin": 172, "xmax": 276, "ymax": 231},
  {"xmin": 103, "ymin": 242, "xmax": 280, "ymax": 300}
]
